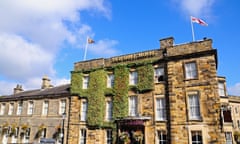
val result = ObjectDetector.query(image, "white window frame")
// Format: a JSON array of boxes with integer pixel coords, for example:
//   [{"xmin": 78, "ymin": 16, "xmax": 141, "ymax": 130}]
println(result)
[
  {"xmin": 129, "ymin": 96, "xmax": 138, "ymax": 116},
  {"xmin": 42, "ymin": 101, "xmax": 49, "ymax": 115},
  {"xmin": 129, "ymin": 71, "xmax": 138, "ymax": 85},
  {"xmin": 0, "ymin": 103, "xmax": 6, "ymax": 115},
  {"xmin": 27, "ymin": 101, "xmax": 34, "ymax": 115},
  {"xmin": 157, "ymin": 130, "xmax": 167, "ymax": 144},
  {"xmin": 79, "ymin": 129, "xmax": 87, "ymax": 144},
  {"xmin": 225, "ymin": 132, "xmax": 233, "ymax": 144},
  {"xmin": 191, "ymin": 131, "xmax": 203, "ymax": 144},
  {"xmin": 105, "ymin": 100, "xmax": 113, "ymax": 121},
  {"xmin": 154, "ymin": 67, "xmax": 164, "ymax": 83},
  {"xmin": 188, "ymin": 94, "xmax": 201, "ymax": 120},
  {"xmin": 106, "ymin": 129, "xmax": 112, "ymax": 144},
  {"xmin": 107, "ymin": 74, "xmax": 114, "ymax": 88},
  {"xmin": 80, "ymin": 100, "xmax": 88, "ymax": 121},
  {"xmin": 218, "ymin": 82, "xmax": 225, "ymax": 96},
  {"xmin": 16, "ymin": 102, "xmax": 23, "ymax": 115},
  {"xmin": 8, "ymin": 103, "xmax": 14, "ymax": 115},
  {"xmin": 82, "ymin": 76, "xmax": 89, "ymax": 89},
  {"xmin": 185, "ymin": 62, "xmax": 197, "ymax": 79},
  {"xmin": 22, "ymin": 128, "xmax": 30, "ymax": 143},
  {"xmin": 155, "ymin": 97, "xmax": 166, "ymax": 121},
  {"xmin": 59, "ymin": 99, "xmax": 66, "ymax": 115}
]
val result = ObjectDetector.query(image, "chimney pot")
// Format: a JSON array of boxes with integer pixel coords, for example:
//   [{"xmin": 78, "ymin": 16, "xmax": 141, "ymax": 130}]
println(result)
[
  {"xmin": 41, "ymin": 76, "xmax": 53, "ymax": 89},
  {"xmin": 14, "ymin": 84, "xmax": 23, "ymax": 94}
]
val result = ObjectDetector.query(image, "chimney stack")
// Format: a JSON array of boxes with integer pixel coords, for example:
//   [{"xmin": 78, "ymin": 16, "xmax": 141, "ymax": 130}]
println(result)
[
  {"xmin": 41, "ymin": 76, "xmax": 53, "ymax": 89},
  {"xmin": 14, "ymin": 84, "xmax": 23, "ymax": 94},
  {"xmin": 160, "ymin": 37, "xmax": 174, "ymax": 49}
]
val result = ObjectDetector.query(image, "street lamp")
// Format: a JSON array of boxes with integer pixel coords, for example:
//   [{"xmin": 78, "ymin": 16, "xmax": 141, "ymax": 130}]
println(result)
[{"xmin": 61, "ymin": 112, "xmax": 66, "ymax": 144}]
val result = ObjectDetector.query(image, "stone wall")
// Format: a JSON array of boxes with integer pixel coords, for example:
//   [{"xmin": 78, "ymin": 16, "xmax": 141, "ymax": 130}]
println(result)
[{"xmin": 69, "ymin": 37, "xmax": 226, "ymax": 144}]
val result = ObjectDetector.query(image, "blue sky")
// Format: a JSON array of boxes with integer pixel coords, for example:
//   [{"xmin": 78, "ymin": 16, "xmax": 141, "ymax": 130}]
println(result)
[{"xmin": 0, "ymin": 0, "xmax": 239, "ymax": 95}]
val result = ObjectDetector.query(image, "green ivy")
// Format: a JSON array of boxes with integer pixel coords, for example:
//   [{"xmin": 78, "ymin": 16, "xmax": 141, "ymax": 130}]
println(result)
[
  {"xmin": 70, "ymin": 71, "xmax": 83, "ymax": 95},
  {"xmin": 70, "ymin": 71, "xmax": 88, "ymax": 97},
  {"xmin": 137, "ymin": 64, "xmax": 154, "ymax": 92},
  {"xmin": 113, "ymin": 65, "xmax": 129, "ymax": 119},
  {"xmin": 70, "ymin": 62, "xmax": 155, "ymax": 128},
  {"xmin": 87, "ymin": 69, "xmax": 106, "ymax": 127}
]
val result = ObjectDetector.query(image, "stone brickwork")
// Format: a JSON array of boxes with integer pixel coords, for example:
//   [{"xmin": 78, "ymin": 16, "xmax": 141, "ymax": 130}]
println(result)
[
  {"xmin": 69, "ymin": 37, "xmax": 226, "ymax": 144},
  {"xmin": 0, "ymin": 84, "xmax": 70, "ymax": 144}
]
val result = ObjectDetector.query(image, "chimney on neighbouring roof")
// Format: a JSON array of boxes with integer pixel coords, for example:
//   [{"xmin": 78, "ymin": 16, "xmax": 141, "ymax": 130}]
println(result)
[
  {"xmin": 160, "ymin": 37, "xmax": 174, "ymax": 49},
  {"xmin": 14, "ymin": 84, "xmax": 23, "ymax": 94},
  {"xmin": 41, "ymin": 76, "xmax": 53, "ymax": 89}
]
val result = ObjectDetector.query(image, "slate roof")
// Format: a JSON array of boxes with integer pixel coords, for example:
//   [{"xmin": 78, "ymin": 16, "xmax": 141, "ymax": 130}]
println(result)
[{"xmin": 0, "ymin": 84, "xmax": 70, "ymax": 101}]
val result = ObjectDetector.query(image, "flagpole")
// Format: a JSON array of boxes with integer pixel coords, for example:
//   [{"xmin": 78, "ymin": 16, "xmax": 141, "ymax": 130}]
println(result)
[
  {"xmin": 190, "ymin": 16, "xmax": 195, "ymax": 41},
  {"xmin": 83, "ymin": 36, "xmax": 89, "ymax": 61}
]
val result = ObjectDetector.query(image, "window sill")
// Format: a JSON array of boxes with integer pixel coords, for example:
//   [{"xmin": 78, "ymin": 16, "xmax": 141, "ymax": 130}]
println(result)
[
  {"xmin": 184, "ymin": 78, "xmax": 198, "ymax": 81},
  {"xmin": 189, "ymin": 118, "xmax": 203, "ymax": 122},
  {"xmin": 155, "ymin": 120, "xmax": 167, "ymax": 122}
]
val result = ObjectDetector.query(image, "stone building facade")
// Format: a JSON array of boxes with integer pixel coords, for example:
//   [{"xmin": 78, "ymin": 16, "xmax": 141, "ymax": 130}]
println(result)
[
  {"xmin": 0, "ymin": 76, "xmax": 70, "ymax": 144},
  {"xmin": 218, "ymin": 76, "xmax": 240, "ymax": 144},
  {"xmin": 68, "ymin": 37, "xmax": 226, "ymax": 144}
]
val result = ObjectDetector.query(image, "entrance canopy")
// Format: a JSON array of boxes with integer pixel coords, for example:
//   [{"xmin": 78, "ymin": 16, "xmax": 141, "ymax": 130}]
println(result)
[{"xmin": 115, "ymin": 116, "xmax": 151, "ymax": 126}]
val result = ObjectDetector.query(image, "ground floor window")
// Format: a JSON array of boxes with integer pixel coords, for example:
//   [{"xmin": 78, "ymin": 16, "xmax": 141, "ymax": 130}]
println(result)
[
  {"xmin": 225, "ymin": 132, "xmax": 232, "ymax": 144},
  {"xmin": 157, "ymin": 130, "xmax": 167, "ymax": 144},
  {"xmin": 106, "ymin": 129, "xmax": 112, "ymax": 144},
  {"xmin": 79, "ymin": 129, "xmax": 87, "ymax": 144},
  {"xmin": 191, "ymin": 131, "xmax": 202, "ymax": 144}
]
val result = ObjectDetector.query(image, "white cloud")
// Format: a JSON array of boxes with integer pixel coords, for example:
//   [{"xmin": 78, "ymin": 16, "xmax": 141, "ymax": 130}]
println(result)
[
  {"xmin": 89, "ymin": 39, "xmax": 119, "ymax": 57},
  {"xmin": 0, "ymin": 81, "xmax": 16, "ymax": 95},
  {"xmin": 172, "ymin": 0, "xmax": 215, "ymax": 17},
  {"xmin": 228, "ymin": 83, "xmax": 240, "ymax": 96},
  {"xmin": 0, "ymin": 33, "xmax": 55, "ymax": 80},
  {"xmin": 0, "ymin": 0, "xmax": 112, "ymax": 95}
]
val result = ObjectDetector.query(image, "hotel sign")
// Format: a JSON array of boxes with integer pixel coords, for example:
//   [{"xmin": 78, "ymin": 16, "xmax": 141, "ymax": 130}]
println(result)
[
  {"xmin": 111, "ymin": 50, "xmax": 156, "ymax": 63},
  {"xmin": 119, "ymin": 120, "xmax": 144, "ymax": 126}
]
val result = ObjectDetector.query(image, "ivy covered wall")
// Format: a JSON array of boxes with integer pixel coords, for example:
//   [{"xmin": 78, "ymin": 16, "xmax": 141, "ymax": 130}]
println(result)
[
  {"xmin": 137, "ymin": 64, "xmax": 154, "ymax": 92},
  {"xmin": 87, "ymin": 69, "xmax": 106, "ymax": 127},
  {"xmin": 70, "ymin": 71, "xmax": 83, "ymax": 95},
  {"xmin": 70, "ymin": 62, "xmax": 155, "ymax": 126},
  {"xmin": 113, "ymin": 65, "xmax": 129, "ymax": 119}
]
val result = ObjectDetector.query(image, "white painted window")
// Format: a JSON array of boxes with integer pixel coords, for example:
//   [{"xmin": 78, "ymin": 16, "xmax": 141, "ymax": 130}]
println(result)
[
  {"xmin": 0, "ymin": 103, "xmax": 6, "ymax": 115},
  {"xmin": 8, "ymin": 103, "xmax": 14, "ymax": 115},
  {"xmin": 105, "ymin": 100, "xmax": 113, "ymax": 121},
  {"xmin": 157, "ymin": 131, "xmax": 167, "ymax": 144},
  {"xmin": 191, "ymin": 131, "xmax": 203, "ymax": 144},
  {"xmin": 16, "ymin": 102, "xmax": 23, "ymax": 115},
  {"xmin": 27, "ymin": 101, "xmax": 34, "ymax": 115},
  {"xmin": 59, "ymin": 99, "xmax": 66, "ymax": 115},
  {"xmin": 189, "ymin": 95, "xmax": 201, "ymax": 120},
  {"xmin": 156, "ymin": 98, "xmax": 166, "ymax": 121},
  {"xmin": 42, "ymin": 101, "xmax": 49, "ymax": 115},
  {"xmin": 107, "ymin": 74, "xmax": 114, "ymax": 88},
  {"xmin": 82, "ymin": 76, "xmax": 89, "ymax": 89},
  {"xmin": 185, "ymin": 62, "xmax": 197, "ymax": 79},
  {"xmin": 22, "ymin": 128, "xmax": 30, "ymax": 143},
  {"xmin": 106, "ymin": 129, "xmax": 112, "ymax": 144},
  {"xmin": 129, "ymin": 96, "xmax": 138, "ymax": 116},
  {"xmin": 225, "ymin": 132, "xmax": 233, "ymax": 144},
  {"xmin": 129, "ymin": 71, "xmax": 138, "ymax": 85},
  {"xmin": 80, "ymin": 101, "xmax": 88, "ymax": 121},
  {"xmin": 154, "ymin": 67, "xmax": 164, "ymax": 82},
  {"xmin": 218, "ymin": 82, "xmax": 225, "ymax": 96},
  {"xmin": 79, "ymin": 129, "xmax": 87, "ymax": 144}
]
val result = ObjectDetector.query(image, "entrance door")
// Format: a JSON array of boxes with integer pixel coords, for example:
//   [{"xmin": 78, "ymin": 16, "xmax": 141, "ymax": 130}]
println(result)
[{"xmin": 120, "ymin": 125, "xmax": 144, "ymax": 144}]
